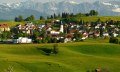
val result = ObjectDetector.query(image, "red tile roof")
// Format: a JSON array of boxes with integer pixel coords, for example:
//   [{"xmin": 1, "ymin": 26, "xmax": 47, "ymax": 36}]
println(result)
[{"xmin": 0, "ymin": 24, "xmax": 9, "ymax": 28}]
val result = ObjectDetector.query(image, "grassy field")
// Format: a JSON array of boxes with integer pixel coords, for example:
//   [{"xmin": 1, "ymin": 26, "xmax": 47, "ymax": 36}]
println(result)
[
  {"xmin": 0, "ymin": 39, "xmax": 120, "ymax": 72},
  {"xmin": 0, "ymin": 21, "xmax": 25, "ymax": 27},
  {"xmin": 76, "ymin": 16, "xmax": 120, "ymax": 22}
]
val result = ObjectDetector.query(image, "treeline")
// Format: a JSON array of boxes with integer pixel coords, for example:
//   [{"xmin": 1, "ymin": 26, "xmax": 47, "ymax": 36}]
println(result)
[
  {"xmin": 47, "ymin": 10, "xmax": 98, "ymax": 19},
  {"xmin": 14, "ymin": 10, "xmax": 98, "ymax": 22},
  {"xmin": 15, "ymin": 15, "xmax": 35, "ymax": 22}
]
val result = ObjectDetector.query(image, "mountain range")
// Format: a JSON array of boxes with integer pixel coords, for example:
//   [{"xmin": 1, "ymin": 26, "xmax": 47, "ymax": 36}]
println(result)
[{"xmin": 0, "ymin": 0, "xmax": 120, "ymax": 20}]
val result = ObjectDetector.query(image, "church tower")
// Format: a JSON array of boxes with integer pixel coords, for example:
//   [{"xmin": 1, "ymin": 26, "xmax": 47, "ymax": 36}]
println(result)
[{"xmin": 60, "ymin": 21, "xmax": 64, "ymax": 33}]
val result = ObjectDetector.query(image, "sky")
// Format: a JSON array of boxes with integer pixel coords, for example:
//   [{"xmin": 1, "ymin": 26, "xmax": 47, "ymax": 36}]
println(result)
[{"xmin": 0, "ymin": 0, "xmax": 116, "ymax": 4}]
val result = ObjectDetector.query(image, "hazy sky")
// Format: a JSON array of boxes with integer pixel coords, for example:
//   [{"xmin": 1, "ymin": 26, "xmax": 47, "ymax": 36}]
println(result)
[{"xmin": 0, "ymin": 0, "xmax": 116, "ymax": 4}]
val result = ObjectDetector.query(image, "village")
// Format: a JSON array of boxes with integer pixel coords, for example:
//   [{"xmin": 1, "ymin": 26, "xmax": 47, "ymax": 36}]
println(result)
[{"xmin": 0, "ymin": 19, "xmax": 120, "ymax": 44}]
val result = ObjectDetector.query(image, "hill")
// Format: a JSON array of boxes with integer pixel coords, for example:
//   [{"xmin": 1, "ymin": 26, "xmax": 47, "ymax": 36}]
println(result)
[
  {"xmin": 0, "ymin": 39, "xmax": 120, "ymax": 72},
  {"xmin": 75, "ymin": 16, "xmax": 120, "ymax": 22}
]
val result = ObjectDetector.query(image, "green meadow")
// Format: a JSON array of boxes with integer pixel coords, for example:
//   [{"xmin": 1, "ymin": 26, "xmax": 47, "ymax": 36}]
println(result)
[
  {"xmin": 0, "ymin": 39, "xmax": 120, "ymax": 72},
  {"xmin": 76, "ymin": 16, "xmax": 120, "ymax": 22}
]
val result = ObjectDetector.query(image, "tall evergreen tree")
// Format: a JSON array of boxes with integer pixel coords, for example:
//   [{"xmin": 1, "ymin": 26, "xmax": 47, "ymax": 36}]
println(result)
[{"xmin": 40, "ymin": 16, "xmax": 45, "ymax": 20}]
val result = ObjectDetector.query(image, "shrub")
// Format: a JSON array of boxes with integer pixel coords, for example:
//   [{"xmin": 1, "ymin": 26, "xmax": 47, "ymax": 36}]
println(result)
[
  {"xmin": 51, "ymin": 38, "xmax": 58, "ymax": 43},
  {"xmin": 109, "ymin": 37, "xmax": 119, "ymax": 44},
  {"xmin": 38, "ymin": 48, "xmax": 52, "ymax": 56}
]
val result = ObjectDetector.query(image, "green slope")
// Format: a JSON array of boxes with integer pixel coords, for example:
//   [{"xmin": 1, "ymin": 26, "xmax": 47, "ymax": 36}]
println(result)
[
  {"xmin": 76, "ymin": 16, "xmax": 120, "ymax": 22},
  {"xmin": 0, "ymin": 42, "xmax": 120, "ymax": 72}
]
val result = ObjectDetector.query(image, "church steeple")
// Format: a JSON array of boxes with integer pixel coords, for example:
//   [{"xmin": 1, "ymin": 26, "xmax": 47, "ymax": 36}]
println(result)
[{"xmin": 60, "ymin": 21, "xmax": 64, "ymax": 33}]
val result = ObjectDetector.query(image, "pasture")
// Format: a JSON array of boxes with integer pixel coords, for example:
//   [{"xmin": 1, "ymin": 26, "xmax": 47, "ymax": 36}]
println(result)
[{"xmin": 0, "ymin": 40, "xmax": 120, "ymax": 72}]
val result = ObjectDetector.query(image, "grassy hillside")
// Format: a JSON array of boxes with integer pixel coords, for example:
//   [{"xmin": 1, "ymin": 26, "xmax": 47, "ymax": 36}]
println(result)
[
  {"xmin": 75, "ymin": 16, "xmax": 120, "ymax": 22},
  {"xmin": 0, "ymin": 40, "xmax": 120, "ymax": 72},
  {"xmin": 0, "ymin": 21, "xmax": 24, "ymax": 27}
]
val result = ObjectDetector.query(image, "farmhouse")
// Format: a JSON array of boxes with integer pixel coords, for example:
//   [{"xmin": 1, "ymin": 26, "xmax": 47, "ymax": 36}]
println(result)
[
  {"xmin": 0, "ymin": 24, "xmax": 10, "ymax": 32},
  {"xmin": 13, "ymin": 37, "xmax": 32, "ymax": 43},
  {"xmin": 50, "ymin": 30, "xmax": 60, "ymax": 35}
]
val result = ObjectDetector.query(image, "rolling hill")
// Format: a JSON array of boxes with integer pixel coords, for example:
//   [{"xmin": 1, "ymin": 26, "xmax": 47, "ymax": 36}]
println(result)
[{"xmin": 0, "ymin": 39, "xmax": 120, "ymax": 72}]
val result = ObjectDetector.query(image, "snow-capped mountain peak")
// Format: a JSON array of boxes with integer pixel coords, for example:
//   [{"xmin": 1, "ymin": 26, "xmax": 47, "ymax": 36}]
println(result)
[
  {"xmin": 112, "ymin": 8, "xmax": 120, "ymax": 12},
  {"xmin": 0, "ymin": 0, "xmax": 120, "ymax": 20},
  {"xmin": 114, "ymin": 5, "xmax": 119, "ymax": 8},
  {"xmin": 102, "ymin": 2, "xmax": 112, "ymax": 6},
  {"xmin": 69, "ymin": 1, "xmax": 79, "ymax": 4},
  {"xmin": 6, "ymin": 3, "xmax": 12, "ymax": 7},
  {"xmin": 63, "ymin": 0, "xmax": 79, "ymax": 4}
]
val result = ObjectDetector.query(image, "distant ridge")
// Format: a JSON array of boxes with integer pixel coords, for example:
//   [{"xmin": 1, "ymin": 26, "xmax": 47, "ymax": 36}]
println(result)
[{"xmin": 0, "ymin": 0, "xmax": 120, "ymax": 20}]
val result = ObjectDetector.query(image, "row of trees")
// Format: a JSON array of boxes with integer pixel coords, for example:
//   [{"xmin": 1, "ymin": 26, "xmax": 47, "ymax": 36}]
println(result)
[
  {"xmin": 47, "ymin": 10, "xmax": 98, "ymax": 19},
  {"xmin": 15, "ymin": 10, "xmax": 99, "ymax": 22},
  {"xmin": 15, "ymin": 15, "xmax": 35, "ymax": 22},
  {"xmin": 75, "ymin": 10, "xmax": 98, "ymax": 17}
]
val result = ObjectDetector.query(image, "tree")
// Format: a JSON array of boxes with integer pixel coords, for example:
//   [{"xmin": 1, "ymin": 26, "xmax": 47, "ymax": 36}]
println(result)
[
  {"xmin": 30, "ymin": 15, "xmax": 35, "ymax": 21},
  {"xmin": 14, "ymin": 17, "xmax": 19, "ymax": 22},
  {"xmin": 24, "ymin": 15, "xmax": 35, "ymax": 21},
  {"xmin": 89, "ymin": 10, "xmax": 98, "ymax": 16},
  {"xmin": 73, "ymin": 31, "xmax": 82, "ymax": 41},
  {"xmin": 24, "ymin": 17, "xmax": 31, "ymax": 21},
  {"xmin": 79, "ymin": 19, "xmax": 84, "ymax": 25},
  {"xmin": 14, "ymin": 15, "xmax": 24, "ymax": 22},
  {"xmin": 51, "ymin": 38, "xmax": 57, "ymax": 43},
  {"xmin": 46, "ymin": 36, "xmax": 51, "ymax": 43},
  {"xmin": 40, "ymin": 16, "xmax": 45, "ymax": 20},
  {"xmin": 18, "ymin": 15, "xmax": 24, "ymax": 22},
  {"xmin": 42, "ymin": 38, "xmax": 48, "ymax": 43},
  {"xmin": 53, "ymin": 44, "xmax": 59, "ymax": 54},
  {"xmin": 54, "ymin": 13, "xmax": 57, "ymax": 19},
  {"xmin": 1, "ymin": 31, "xmax": 11, "ymax": 40},
  {"xmin": 50, "ymin": 15, "xmax": 54, "ymax": 19},
  {"xmin": 17, "ymin": 32, "xmax": 24, "ymax": 38},
  {"xmin": 32, "ymin": 30, "xmax": 40, "ymax": 41},
  {"xmin": 109, "ymin": 37, "xmax": 119, "ymax": 44}
]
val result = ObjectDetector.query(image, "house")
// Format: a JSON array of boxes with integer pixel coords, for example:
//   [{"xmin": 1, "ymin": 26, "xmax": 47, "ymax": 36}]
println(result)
[
  {"xmin": 103, "ymin": 32, "xmax": 109, "ymax": 37},
  {"xmin": 38, "ymin": 24, "xmax": 45, "ymax": 29},
  {"xmin": 113, "ymin": 32, "xmax": 118, "ymax": 37},
  {"xmin": 64, "ymin": 34, "xmax": 73, "ymax": 43},
  {"xmin": 0, "ymin": 24, "xmax": 10, "ymax": 32},
  {"xmin": 13, "ymin": 37, "xmax": 32, "ymax": 43},
  {"xmin": 64, "ymin": 38, "xmax": 72, "ymax": 43},
  {"xmin": 16, "ymin": 22, "xmax": 36, "ymax": 34},
  {"xmin": 95, "ymin": 25, "xmax": 99, "ymax": 29},
  {"xmin": 50, "ymin": 30, "xmax": 60, "ymax": 35},
  {"xmin": 47, "ymin": 27, "xmax": 52, "ymax": 31},
  {"xmin": 94, "ymin": 31, "xmax": 100, "ymax": 37},
  {"xmin": 82, "ymin": 32, "xmax": 88, "ymax": 40}
]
